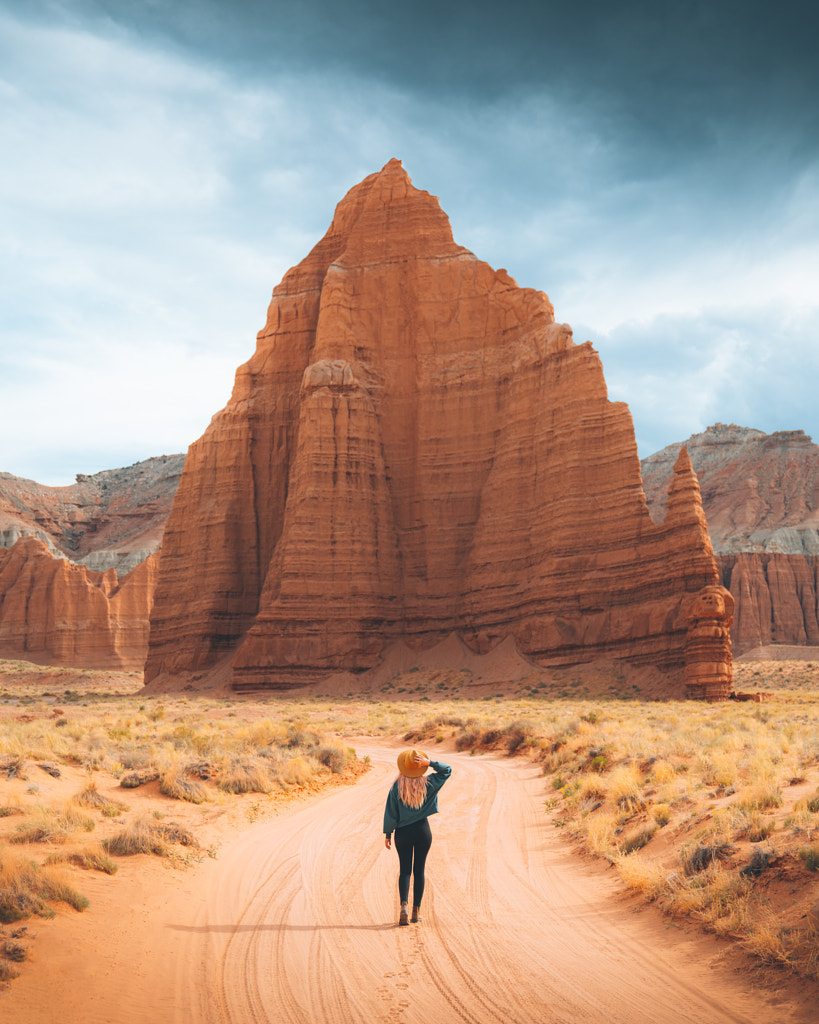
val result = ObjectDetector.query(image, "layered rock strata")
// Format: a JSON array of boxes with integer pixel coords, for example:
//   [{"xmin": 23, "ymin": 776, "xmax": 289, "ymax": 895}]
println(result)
[
  {"xmin": 145, "ymin": 159, "xmax": 718, "ymax": 692},
  {"xmin": 0, "ymin": 538, "xmax": 159, "ymax": 669},
  {"xmin": 0, "ymin": 455, "xmax": 184, "ymax": 575},
  {"xmin": 642, "ymin": 424, "xmax": 819, "ymax": 654},
  {"xmin": 684, "ymin": 584, "xmax": 735, "ymax": 700},
  {"xmin": 717, "ymin": 553, "xmax": 819, "ymax": 653}
]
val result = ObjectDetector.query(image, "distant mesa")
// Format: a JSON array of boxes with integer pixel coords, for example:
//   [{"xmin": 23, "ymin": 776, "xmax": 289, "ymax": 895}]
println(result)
[
  {"xmin": 641, "ymin": 423, "xmax": 819, "ymax": 656},
  {"xmin": 142, "ymin": 158, "xmax": 718, "ymax": 695}
]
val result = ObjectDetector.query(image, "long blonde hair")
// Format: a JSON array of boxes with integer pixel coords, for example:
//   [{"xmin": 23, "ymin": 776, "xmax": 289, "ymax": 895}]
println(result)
[{"xmin": 397, "ymin": 774, "xmax": 428, "ymax": 809}]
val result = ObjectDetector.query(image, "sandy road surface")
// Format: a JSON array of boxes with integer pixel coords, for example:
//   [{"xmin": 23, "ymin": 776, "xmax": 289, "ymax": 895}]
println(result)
[{"xmin": 9, "ymin": 744, "xmax": 810, "ymax": 1024}]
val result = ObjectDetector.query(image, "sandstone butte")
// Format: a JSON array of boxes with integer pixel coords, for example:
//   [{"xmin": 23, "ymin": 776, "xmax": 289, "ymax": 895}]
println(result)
[
  {"xmin": 144, "ymin": 159, "xmax": 719, "ymax": 694},
  {"xmin": 641, "ymin": 423, "xmax": 819, "ymax": 655},
  {"xmin": 0, "ymin": 457, "xmax": 182, "ymax": 669}
]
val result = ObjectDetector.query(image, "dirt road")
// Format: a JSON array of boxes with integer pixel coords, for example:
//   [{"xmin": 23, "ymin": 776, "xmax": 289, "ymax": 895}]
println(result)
[{"xmin": 10, "ymin": 744, "xmax": 810, "ymax": 1023}]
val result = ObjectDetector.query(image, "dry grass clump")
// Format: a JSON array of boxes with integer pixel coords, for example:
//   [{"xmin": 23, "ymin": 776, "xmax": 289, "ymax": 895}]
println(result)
[
  {"xmin": 620, "ymin": 824, "xmax": 658, "ymax": 855},
  {"xmin": 44, "ymin": 843, "xmax": 118, "ymax": 875},
  {"xmin": 102, "ymin": 814, "xmax": 198, "ymax": 858},
  {"xmin": 737, "ymin": 784, "xmax": 784, "ymax": 812},
  {"xmin": 159, "ymin": 765, "xmax": 208, "ymax": 804},
  {"xmin": 453, "ymin": 719, "xmax": 539, "ymax": 755},
  {"xmin": 0, "ymin": 843, "xmax": 89, "ymax": 922},
  {"xmin": 10, "ymin": 802, "xmax": 95, "ymax": 845},
  {"xmin": 798, "ymin": 844, "xmax": 819, "ymax": 871},
  {"xmin": 73, "ymin": 780, "xmax": 128, "ymax": 817},
  {"xmin": 218, "ymin": 757, "xmax": 273, "ymax": 794},
  {"xmin": 681, "ymin": 841, "xmax": 735, "ymax": 875},
  {"xmin": 312, "ymin": 744, "xmax": 356, "ymax": 775}
]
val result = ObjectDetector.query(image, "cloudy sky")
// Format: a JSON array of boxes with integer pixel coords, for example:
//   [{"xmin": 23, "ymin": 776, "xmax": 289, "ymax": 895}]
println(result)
[{"xmin": 2, "ymin": 0, "xmax": 818, "ymax": 485}]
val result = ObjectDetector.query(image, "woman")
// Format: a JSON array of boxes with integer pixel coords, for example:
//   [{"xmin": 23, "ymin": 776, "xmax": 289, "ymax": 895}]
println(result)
[{"xmin": 383, "ymin": 748, "xmax": 452, "ymax": 926}]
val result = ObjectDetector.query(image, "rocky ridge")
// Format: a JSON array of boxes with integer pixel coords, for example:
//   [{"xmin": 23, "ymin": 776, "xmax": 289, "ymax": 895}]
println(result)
[
  {"xmin": 0, "ymin": 455, "xmax": 185, "ymax": 575},
  {"xmin": 145, "ymin": 159, "xmax": 718, "ymax": 693}
]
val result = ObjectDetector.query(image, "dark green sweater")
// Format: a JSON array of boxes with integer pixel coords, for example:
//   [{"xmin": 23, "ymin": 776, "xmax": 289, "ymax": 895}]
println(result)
[{"xmin": 383, "ymin": 761, "xmax": 452, "ymax": 836}]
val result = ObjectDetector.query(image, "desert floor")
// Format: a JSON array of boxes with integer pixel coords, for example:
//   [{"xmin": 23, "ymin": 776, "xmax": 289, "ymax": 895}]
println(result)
[{"xmin": 5, "ymin": 737, "xmax": 818, "ymax": 1024}]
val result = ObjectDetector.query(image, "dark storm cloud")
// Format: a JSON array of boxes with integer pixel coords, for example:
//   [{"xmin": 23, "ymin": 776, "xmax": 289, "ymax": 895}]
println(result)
[
  {"xmin": 2, "ymin": 0, "xmax": 818, "ymax": 481},
  {"xmin": 33, "ymin": 0, "xmax": 819, "ymax": 151}
]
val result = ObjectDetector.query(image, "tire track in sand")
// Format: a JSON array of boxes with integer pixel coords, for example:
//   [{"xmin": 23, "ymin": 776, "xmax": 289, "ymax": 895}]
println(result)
[{"xmin": 191, "ymin": 744, "xmax": 810, "ymax": 1024}]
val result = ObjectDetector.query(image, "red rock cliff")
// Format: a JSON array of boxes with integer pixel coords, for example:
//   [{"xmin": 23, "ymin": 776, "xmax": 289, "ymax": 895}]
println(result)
[
  {"xmin": 145, "ymin": 160, "xmax": 718, "ymax": 691},
  {"xmin": 641, "ymin": 423, "xmax": 819, "ymax": 654},
  {"xmin": 0, "ymin": 538, "xmax": 159, "ymax": 669}
]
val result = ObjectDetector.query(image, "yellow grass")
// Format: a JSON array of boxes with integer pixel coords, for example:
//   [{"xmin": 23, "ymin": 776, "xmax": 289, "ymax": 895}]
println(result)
[{"xmin": 2, "ymin": 655, "xmax": 819, "ymax": 985}]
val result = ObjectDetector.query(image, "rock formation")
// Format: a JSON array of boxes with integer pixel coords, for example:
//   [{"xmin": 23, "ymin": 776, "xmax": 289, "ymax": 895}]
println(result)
[
  {"xmin": 684, "ymin": 584, "xmax": 735, "ymax": 700},
  {"xmin": 641, "ymin": 424, "xmax": 819, "ymax": 654},
  {"xmin": 0, "ymin": 538, "xmax": 159, "ymax": 669},
  {"xmin": 0, "ymin": 455, "xmax": 184, "ymax": 575},
  {"xmin": 641, "ymin": 423, "xmax": 819, "ymax": 554},
  {"xmin": 0, "ymin": 456, "xmax": 180, "ymax": 669},
  {"xmin": 145, "ymin": 159, "xmax": 718, "ymax": 693},
  {"xmin": 717, "ymin": 553, "xmax": 819, "ymax": 653}
]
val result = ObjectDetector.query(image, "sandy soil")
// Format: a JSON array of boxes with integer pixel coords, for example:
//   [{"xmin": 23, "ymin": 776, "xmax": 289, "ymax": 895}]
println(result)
[{"xmin": 6, "ymin": 742, "xmax": 816, "ymax": 1024}]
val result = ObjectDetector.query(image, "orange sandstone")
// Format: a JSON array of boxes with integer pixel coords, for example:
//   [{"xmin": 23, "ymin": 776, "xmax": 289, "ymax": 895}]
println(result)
[
  {"xmin": 0, "ymin": 538, "xmax": 159, "ymax": 669},
  {"xmin": 144, "ymin": 160, "xmax": 718, "ymax": 692}
]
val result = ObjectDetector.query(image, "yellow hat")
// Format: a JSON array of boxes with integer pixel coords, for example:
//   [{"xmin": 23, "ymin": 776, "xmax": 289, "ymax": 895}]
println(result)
[{"xmin": 397, "ymin": 748, "xmax": 429, "ymax": 778}]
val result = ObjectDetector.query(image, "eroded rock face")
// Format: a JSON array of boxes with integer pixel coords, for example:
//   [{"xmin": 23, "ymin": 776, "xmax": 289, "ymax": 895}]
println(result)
[
  {"xmin": 0, "ymin": 455, "xmax": 184, "ymax": 575},
  {"xmin": 641, "ymin": 423, "xmax": 819, "ymax": 554},
  {"xmin": 717, "ymin": 553, "xmax": 819, "ymax": 653},
  {"xmin": 145, "ymin": 159, "xmax": 718, "ymax": 691},
  {"xmin": 641, "ymin": 424, "xmax": 819, "ymax": 654},
  {"xmin": 0, "ymin": 538, "xmax": 159, "ymax": 669},
  {"xmin": 684, "ymin": 584, "xmax": 735, "ymax": 701}
]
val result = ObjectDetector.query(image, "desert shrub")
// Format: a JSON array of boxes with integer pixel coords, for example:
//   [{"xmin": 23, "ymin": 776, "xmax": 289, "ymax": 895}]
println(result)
[
  {"xmin": 584, "ymin": 811, "xmax": 619, "ymax": 856},
  {"xmin": 159, "ymin": 766, "xmax": 208, "ymax": 804},
  {"xmin": 455, "ymin": 728, "xmax": 482, "ymax": 752},
  {"xmin": 312, "ymin": 745, "xmax": 354, "ymax": 775},
  {"xmin": 0, "ymin": 961, "xmax": 20, "ymax": 984},
  {"xmin": 502, "ymin": 721, "xmax": 536, "ymax": 754},
  {"xmin": 0, "ymin": 844, "xmax": 88, "ymax": 922},
  {"xmin": 804, "ymin": 790, "xmax": 819, "ymax": 814},
  {"xmin": 737, "ymin": 785, "xmax": 784, "ymax": 812},
  {"xmin": 280, "ymin": 756, "xmax": 313, "ymax": 787},
  {"xmin": 245, "ymin": 719, "xmax": 288, "ymax": 749},
  {"xmin": 650, "ymin": 803, "xmax": 672, "ymax": 826},
  {"xmin": 620, "ymin": 825, "xmax": 657, "ymax": 855},
  {"xmin": 574, "ymin": 774, "xmax": 608, "ymax": 802},
  {"xmin": 74, "ymin": 780, "xmax": 128, "ymax": 817},
  {"xmin": 798, "ymin": 844, "xmax": 819, "ymax": 872},
  {"xmin": 218, "ymin": 758, "xmax": 272, "ymax": 794},
  {"xmin": 607, "ymin": 767, "xmax": 645, "ymax": 814},
  {"xmin": 741, "ymin": 847, "xmax": 775, "ymax": 878},
  {"xmin": 681, "ymin": 842, "xmax": 735, "ymax": 875},
  {"xmin": 614, "ymin": 854, "xmax": 675, "ymax": 900},
  {"xmin": 3, "ymin": 939, "xmax": 28, "ymax": 962},
  {"xmin": 286, "ymin": 724, "xmax": 321, "ymax": 749},
  {"xmin": 10, "ymin": 803, "xmax": 95, "ymax": 845},
  {"xmin": 731, "ymin": 808, "xmax": 776, "ymax": 842},
  {"xmin": 45, "ymin": 843, "xmax": 118, "ymax": 875},
  {"xmin": 103, "ymin": 815, "xmax": 197, "ymax": 857},
  {"xmin": 651, "ymin": 760, "xmax": 677, "ymax": 785}
]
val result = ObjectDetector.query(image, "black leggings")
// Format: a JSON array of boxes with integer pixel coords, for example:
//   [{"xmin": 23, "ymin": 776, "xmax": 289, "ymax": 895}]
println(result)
[{"xmin": 394, "ymin": 817, "xmax": 432, "ymax": 906}]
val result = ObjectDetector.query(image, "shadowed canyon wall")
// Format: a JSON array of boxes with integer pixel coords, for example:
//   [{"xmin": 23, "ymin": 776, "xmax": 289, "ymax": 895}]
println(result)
[{"xmin": 144, "ymin": 160, "xmax": 718, "ymax": 692}]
